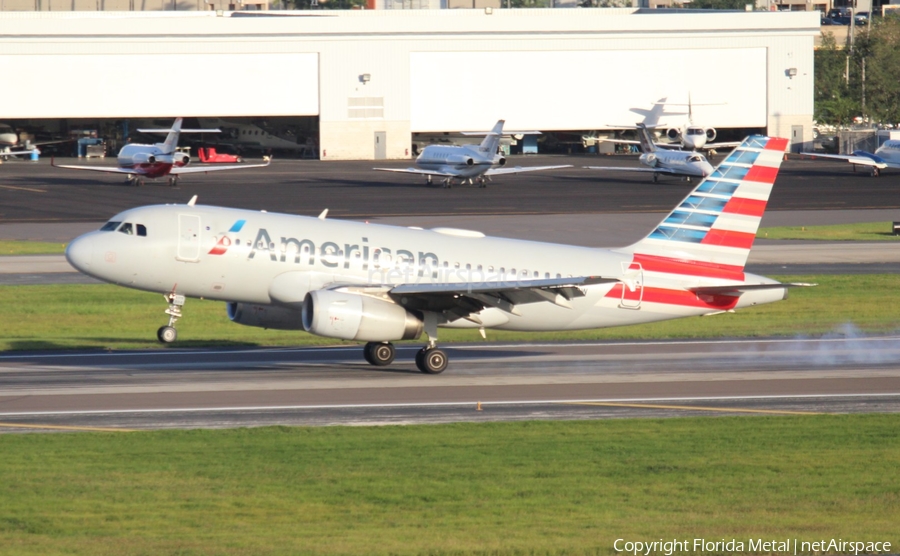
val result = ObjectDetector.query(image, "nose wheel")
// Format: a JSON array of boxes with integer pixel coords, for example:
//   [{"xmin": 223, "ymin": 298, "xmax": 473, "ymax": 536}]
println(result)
[{"xmin": 157, "ymin": 292, "xmax": 185, "ymax": 344}]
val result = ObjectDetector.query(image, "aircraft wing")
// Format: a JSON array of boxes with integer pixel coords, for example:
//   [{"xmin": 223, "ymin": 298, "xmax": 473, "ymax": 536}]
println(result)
[
  {"xmin": 703, "ymin": 141, "xmax": 741, "ymax": 150},
  {"xmin": 373, "ymin": 167, "xmax": 459, "ymax": 178},
  {"xmin": 0, "ymin": 150, "xmax": 32, "ymax": 158},
  {"xmin": 584, "ymin": 165, "xmax": 687, "ymax": 175},
  {"xmin": 799, "ymin": 151, "xmax": 893, "ymax": 169},
  {"xmin": 169, "ymin": 159, "xmax": 271, "ymax": 175},
  {"xmin": 337, "ymin": 276, "xmax": 618, "ymax": 321},
  {"xmin": 691, "ymin": 283, "xmax": 816, "ymax": 296},
  {"xmin": 51, "ymin": 161, "xmax": 136, "ymax": 174},
  {"xmin": 484, "ymin": 164, "xmax": 572, "ymax": 176},
  {"xmin": 595, "ymin": 138, "xmax": 681, "ymax": 150}
]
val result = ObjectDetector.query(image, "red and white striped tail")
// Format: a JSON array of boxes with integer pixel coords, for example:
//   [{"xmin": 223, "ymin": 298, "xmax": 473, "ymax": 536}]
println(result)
[{"xmin": 621, "ymin": 135, "xmax": 789, "ymax": 279}]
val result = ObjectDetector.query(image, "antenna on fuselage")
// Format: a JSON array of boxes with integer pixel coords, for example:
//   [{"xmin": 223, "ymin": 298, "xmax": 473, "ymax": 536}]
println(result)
[{"xmin": 187, "ymin": 195, "xmax": 198, "ymax": 206}]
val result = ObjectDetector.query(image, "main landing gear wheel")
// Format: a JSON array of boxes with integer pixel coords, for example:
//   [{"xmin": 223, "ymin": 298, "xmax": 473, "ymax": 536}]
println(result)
[
  {"xmin": 167, "ymin": 176, "xmax": 179, "ymax": 187},
  {"xmin": 652, "ymin": 173, "xmax": 659, "ymax": 183},
  {"xmin": 157, "ymin": 325, "xmax": 177, "ymax": 343},
  {"xmin": 871, "ymin": 167, "xmax": 880, "ymax": 177},
  {"xmin": 363, "ymin": 342, "xmax": 396, "ymax": 366},
  {"xmin": 415, "ymin": 347, "xmax": 448, "ymax": 374}
]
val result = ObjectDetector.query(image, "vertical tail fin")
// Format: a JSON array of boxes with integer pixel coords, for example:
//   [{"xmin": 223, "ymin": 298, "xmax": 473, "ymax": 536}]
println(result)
[
  {"xmin": 160, "ymin": 118, "xmax": 184, "ymax": 154},
  {"xmin": 622, "ymin": 135, "xmax": 789, "ymax": 275},
  {"xmin": 478, "ymin": 120, "xmax": 505, "ymax": 155},
  {"xmin": 635, "ymin": 124, "xmax": 657, "ymax": 153}
]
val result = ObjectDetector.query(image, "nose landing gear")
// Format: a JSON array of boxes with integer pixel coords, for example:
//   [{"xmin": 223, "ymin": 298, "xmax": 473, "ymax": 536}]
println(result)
[{"xmin": 157, "ymin": 292, "xmax": 185, "ymax": 344}]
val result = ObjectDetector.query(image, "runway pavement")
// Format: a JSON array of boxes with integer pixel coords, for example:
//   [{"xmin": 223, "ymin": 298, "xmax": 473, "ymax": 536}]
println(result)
[{"xmin": 1, "ymin": 337, "xmax": 899, "ymax": 431}]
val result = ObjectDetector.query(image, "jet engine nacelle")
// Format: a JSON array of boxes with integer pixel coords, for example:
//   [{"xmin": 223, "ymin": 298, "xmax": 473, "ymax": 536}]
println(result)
[
  {"xmin": 173, "ymin": 152, "xmax": 190, "ymax": 167},
  {"xmin": 447, "ymin": 155, "xmax": 474, "ymax": 166},
  {"xmin": 227, "ymin": 302, "xmax": 304, "ymax": 330},
  {"xmin": 302, "ymin": 290, "xmax": 422, "ymax": 342},
  {"xmin": 497, "ymin": 157, "xmax": 507, "ymax": 166},
  {"xmin": 705, "ymin": 128, "xmax": 717, "ymax": 142},
  {"xmin": 666, "ymin": 128, "xmax": 682, "ymax": 141},
  {"xmin": 132, "ymin": 153, "xmax": 157, "ymax": 165},
  {"xmin": 640, "ymin": 153, "xmax": 658, "ymax": 167}
]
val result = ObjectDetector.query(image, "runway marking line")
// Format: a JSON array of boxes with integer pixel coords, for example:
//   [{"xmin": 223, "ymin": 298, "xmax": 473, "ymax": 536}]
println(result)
[
  {"xmin": 0, "ymin": 422, "xmax": 135, "ymax": 432},
  {"xmin": 0, "ymin": 184, "xmax": 47, "ymax": 193},
  {"xmin": 565, "ymin": 401, "xmax": 820, "ymax": 416}
]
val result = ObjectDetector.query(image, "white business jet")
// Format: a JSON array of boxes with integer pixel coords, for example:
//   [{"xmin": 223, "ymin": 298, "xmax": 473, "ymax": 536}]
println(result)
[
  {"xmin": 601, "ymin": 96, "xmax": 741, "ymax": 153},
  {"xmin": 585, "ymin": 123, "xmax": 714, "ymax": 183},
  {"xmin": 801, "ymin": 140, "xmax": 900, "ymax": 177},
  {"xmin": 52, "ymin": 118, "xmax": 270, "ymax": 187},
  {"xmin": 374, "ymin": 120, "xmax": 571, "ymax": 188},
  {"xmin": 66, "ymin": 135, "xmax": 808, "ymax": 374}
]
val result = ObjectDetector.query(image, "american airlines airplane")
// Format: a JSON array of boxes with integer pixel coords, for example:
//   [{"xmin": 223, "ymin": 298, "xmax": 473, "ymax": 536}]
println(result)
[
  {"xmin": 65, "ymin": 135, "xmax": 806, "ymax": 374},
  {"xmin": 52, "ymin": 118, "xmax": 270, "ymax": 187},
  {"xmin": 585, "ymin": 123, "xmax": 714, "ymax": 183},
  {"xmin": 374, "ymin": 120, "xmax": 571, "ymax": 187},
  {"xmin": 801, "ymin": 140, "xmax": 900, "ymax": 177}
]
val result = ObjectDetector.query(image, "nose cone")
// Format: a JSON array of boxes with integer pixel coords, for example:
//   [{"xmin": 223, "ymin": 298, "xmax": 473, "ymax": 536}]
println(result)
[
  {"xmin": 66, "ymin": 235, "xmax": 94, "ymax": 274},
  {"xmin": 700, "ymin": 162, "xmax": 714, "ymax": 177}
]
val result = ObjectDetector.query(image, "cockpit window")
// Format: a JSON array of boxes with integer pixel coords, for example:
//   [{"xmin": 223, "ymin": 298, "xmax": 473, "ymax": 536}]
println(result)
[
  {"xmin": 118, "ymin": 223, "xmax": 134, "ymax": 235},
  {"xmin": 689, "ymin": 155, "xmax": 703, "ymax": 162},
  {"xmin": 100, "ymin": 221, "xmax": 121, "ymax": 232},
  {"xmin": 137, "ymin": 224, "xmax": 147, "ymax": 237}
]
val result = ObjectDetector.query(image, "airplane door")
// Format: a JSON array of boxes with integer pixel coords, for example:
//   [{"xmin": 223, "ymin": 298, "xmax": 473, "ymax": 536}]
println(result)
[
  {"xmin": 374, "ymin": 131, "xmax": 386, "ymax": 160},
  {"xmin": 177, "ymin": 214, "xmax": 201, "ymax": 262},
  {"xmin": 791, "ymin": 125, "xmax": 804, "ymax": 154},
  {"xmin": 619, "ymin": 262, "xmax": 643, "ymax": 309}
]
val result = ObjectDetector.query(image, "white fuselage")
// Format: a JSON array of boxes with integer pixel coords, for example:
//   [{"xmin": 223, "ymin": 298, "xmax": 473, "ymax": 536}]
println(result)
[
  {"xmin": 681, "ymin": 126, "xmax": 709, "ymax": 150},
  {"xmin": 640, "ymin": 149, "xmax": 713, "ymax": 178},
  {"xmin": 66, "ymin": 204, "xmax": 783, "ymax": 333},
  {"xmin": 873, "ymin": 140, "xmax": 900, "ymax": 164},
  {"xmin": 415, "ymin": 144, "xmax": 500, "ymax": 179}
]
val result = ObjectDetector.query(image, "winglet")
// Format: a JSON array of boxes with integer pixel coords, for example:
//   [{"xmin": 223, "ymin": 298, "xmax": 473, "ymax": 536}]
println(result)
[
  {"xmin": 318, "ymin": 208, "xmax": 328, "ymax": 220},
  {"xmin": 187, "ymin": 195, "xmax": 198, "ymax": 206}
]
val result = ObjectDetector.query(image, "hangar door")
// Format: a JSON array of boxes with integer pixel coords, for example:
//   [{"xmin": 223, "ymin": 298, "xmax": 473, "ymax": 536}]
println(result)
[
  {"xmin": 410, "ymin": 49, "xmax": 767, "ymax": 132},
  {"xmin": 0, "ymin": 53, "xmax": 318, "ymax": 119}
]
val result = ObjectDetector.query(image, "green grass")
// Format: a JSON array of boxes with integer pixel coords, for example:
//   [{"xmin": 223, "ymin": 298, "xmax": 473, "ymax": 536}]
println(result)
[
  {"xmin": 0, "ymin": 240, "xmax": 68, "ymax": 255},
  {"xmin": 3, "ymin": 275, "xmax": 899, "ymax": 351},
  {"xmin": 757, "ymin": 221, "xmax": 900, "ymax": 241},
  {"xmin": 0, "ymin": 415, "xmax": 898, "ymax": 555}
]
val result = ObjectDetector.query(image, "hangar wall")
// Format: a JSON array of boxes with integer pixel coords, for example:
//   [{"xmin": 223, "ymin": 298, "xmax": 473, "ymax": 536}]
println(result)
[{"xmin": 0, "ymin": 9, "xmax": 819, "ymax": 160}]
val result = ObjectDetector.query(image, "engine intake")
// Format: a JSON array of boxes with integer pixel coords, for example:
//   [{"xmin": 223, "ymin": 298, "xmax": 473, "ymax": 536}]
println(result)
[
  {"xmin": 302, "ymin": 290, "xmax": 422, "ymax": 341},
  {"xmin": 705, "ymin": 128, "xmax": 717, "ymax": 142},
  {"xmin": 666, "ymin": 128, "xmax": 681, "ymax": 141},
  {"xmin": 227, "ymin": 302, "xmax": 304, "ymax": 330},
  {"xmin": 497, "ymin": 157, "xmax": 507, "ymax": 166}
]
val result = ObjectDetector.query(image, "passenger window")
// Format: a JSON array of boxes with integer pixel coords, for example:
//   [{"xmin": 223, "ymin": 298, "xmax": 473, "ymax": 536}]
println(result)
[
  {"xmin": 100, "ymin": 221, "xmax": 121, "ymax": 232},
  {"xmin": 137, "ymin": 224, "xmax": 147, "ymax": 237},
  {"xmin": 118, "ymin": 223, "xmax": 133, "ymax": 235}
]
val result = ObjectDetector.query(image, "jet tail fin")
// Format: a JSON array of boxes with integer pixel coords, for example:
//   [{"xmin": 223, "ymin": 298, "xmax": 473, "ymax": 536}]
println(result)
[
  {"xmin": 621, "ymin": 135, "xmax": 789, "ymax": 275},
  {"xmin": 477, "ymin": 120, "xmax": 505, "ymax": 156},
  {"xmin": 159, "ymin": 118, "xmax": 183, "ymax": 154},
  {"xmin": 635, "ymin": 124, "xmax": 657, "ymax": 153}
]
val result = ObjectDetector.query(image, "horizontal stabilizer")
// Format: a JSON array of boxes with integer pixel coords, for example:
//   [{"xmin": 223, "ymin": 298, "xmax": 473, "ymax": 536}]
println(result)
[{"xmin": 691, "ymin": 282, "xmax": 816, "ymax": 296}]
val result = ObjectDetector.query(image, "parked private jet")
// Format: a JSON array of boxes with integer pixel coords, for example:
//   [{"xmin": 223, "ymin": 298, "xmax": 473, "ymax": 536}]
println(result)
[
  {"xmin": 801, "ymin": 140, "xmax": 900, "ymax": 177},
  {"xmin": 1, "ymin": 123, "xmax": 70, "ymax": 159},
  {"xmin": 52, "ymin": 118, "xmax": 270, "ymax": 187},
  {"xmin": 374, "ymin": 120, "xmax": 571, "ymax": 187},
  {"xmin": 599, "ymin": 96, "xmax": 741, "ymax": 153},
  {"xmin": 65, "ymin": 134, "xmax": 807, "ymax": 374},
  {"xmin": 585, "ymin": 123, "xmax": 714, "ymax": 183}
]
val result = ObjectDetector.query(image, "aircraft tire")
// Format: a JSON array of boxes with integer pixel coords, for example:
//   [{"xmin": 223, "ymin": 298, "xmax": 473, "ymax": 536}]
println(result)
[
  {"xmin": 365, "ymin": 342, "xmax": 395, "ymax": 366},
  {"xmin": 416, "ymin": 347, "xmax": 448, "ymax": 374},
  {"xmin": 157, "ymin": 325, "xmax": 177, "ymax": 344},
  {"xmin": 871, "ymin": 167, "xmax": 880, "ymax": 177}
]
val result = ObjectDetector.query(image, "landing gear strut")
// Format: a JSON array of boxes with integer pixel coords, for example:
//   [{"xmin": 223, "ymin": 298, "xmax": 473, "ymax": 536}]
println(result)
[
  {"xmin": 414, "ymin": 312, "xmax": 448, "ymax": 374},
  {"xmin": 167, "ymin": 175, "xmax": 179, "ymax": 187},
  {"xmin": 157, "ymin": 292, "xmax": 185, "ymax": 344},
  {"xmin": 363, "ymin": 342, "xmax": 396, "ymax": 366}
]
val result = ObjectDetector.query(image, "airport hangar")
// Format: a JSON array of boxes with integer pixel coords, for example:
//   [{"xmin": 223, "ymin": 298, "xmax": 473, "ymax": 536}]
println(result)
[{"xmin": 0, "ymin": 8, "xmax": 819, "ymax": 161}]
